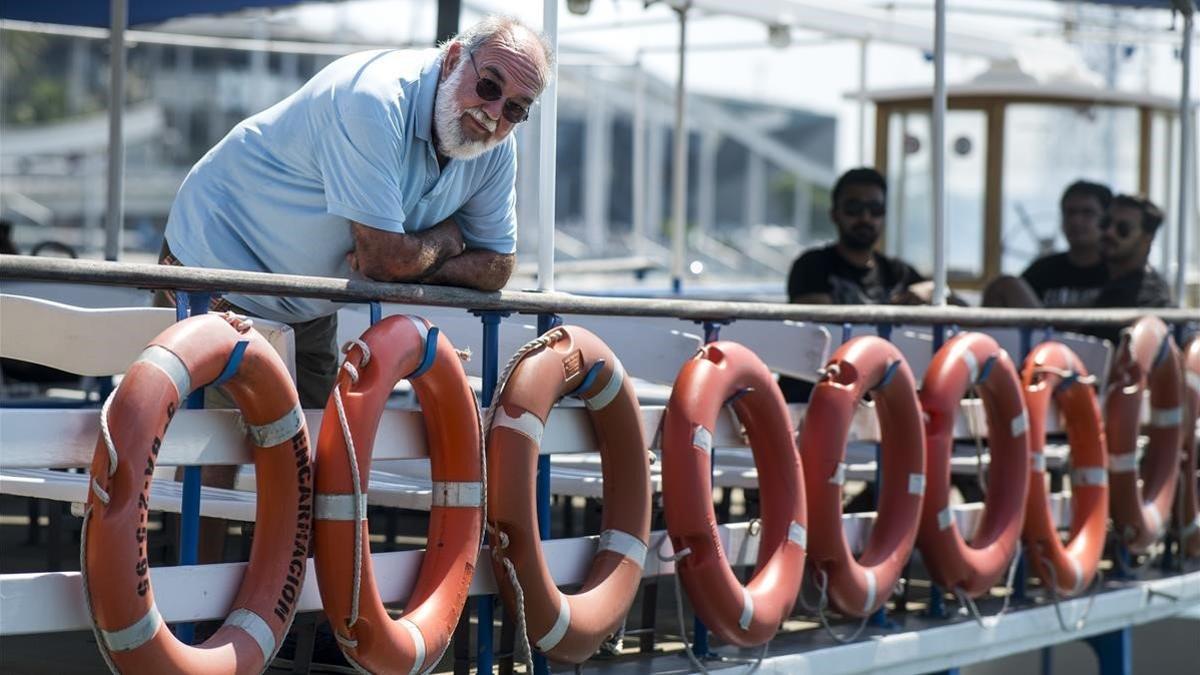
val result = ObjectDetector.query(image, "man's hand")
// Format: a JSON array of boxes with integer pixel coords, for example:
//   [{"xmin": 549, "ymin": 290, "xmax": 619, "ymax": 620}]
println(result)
[{"xmin": 348, "ymin": 219, "xmax": 464, "ymax": 282}]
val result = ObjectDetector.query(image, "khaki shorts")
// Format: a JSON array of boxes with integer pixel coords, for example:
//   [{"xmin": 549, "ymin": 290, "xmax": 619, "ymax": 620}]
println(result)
[{"xmin": 154, "ymin": 239, "xmax": 339, "ymax": 409}]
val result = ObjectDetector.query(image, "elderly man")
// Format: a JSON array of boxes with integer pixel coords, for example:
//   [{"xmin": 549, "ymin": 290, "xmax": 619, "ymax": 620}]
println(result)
[
  {"xmin": 161, "ymin": 15, "xmax": 553, "ymax": 407},
  {"xmin": 158, "ymin": 16, "xmax": 551, "ymax": 573}
]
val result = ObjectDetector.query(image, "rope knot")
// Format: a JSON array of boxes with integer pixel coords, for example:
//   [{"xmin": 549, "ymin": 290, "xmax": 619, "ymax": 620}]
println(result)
[
  {"xmin": 221, "ymin": 311, "xmax": 254, "ymax": 334},
  {"xmin": 341, "ymin": 339, "xmax": 372, "ymax": 367}
]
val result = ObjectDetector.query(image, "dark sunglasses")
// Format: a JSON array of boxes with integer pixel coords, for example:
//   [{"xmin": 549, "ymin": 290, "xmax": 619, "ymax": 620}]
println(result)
[
  {"xmin": 840, "ymin": 199, "xmax": 886, "ymax": 218},
  {"xmin": 467, "ymin": 51, "xmax": 531, "ymax": 125},
  {"xmin": 1099, "ymin": 216, "xmax": 1138, "ymax": 239}
]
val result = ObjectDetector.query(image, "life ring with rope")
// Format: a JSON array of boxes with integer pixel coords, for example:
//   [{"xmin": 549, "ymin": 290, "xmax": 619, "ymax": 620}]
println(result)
[
  {"xmin": 661, "ymin": 340, "xmax": 807, "ymax": 647},
  {"xmin": 313, "ymin": 315, "xmax": 482, "ymax": 673},
  {"xmin": 486, "ymin": 325, "xmax": 651, "ymax": 664},
  {"xmin": 802, "ymin": 336, "xmax": 926, "ymax": 618},
  {"xmin": 1021, "ymin": 341, "xmax": 1108, "ymax": 597},
  {"xmin": 916, "ymin": 332, "xmax": 1030, "ymax": 599},
  {"xmin": 1105, "ymin": 316, "xmax": 1183, "ymax": 554},
  {"xmin": 82, "ymin": 312, "xmax": 311, "ymax": 674},
  {"xmin": 1174, "ymin": 336, "xmax": 1200, "ymax": 558}
]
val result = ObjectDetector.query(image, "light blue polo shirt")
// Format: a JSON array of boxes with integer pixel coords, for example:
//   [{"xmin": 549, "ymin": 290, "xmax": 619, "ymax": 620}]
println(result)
[{"xmin": 165, "ymin": 48, "xmax": 518, "ymax": 322}]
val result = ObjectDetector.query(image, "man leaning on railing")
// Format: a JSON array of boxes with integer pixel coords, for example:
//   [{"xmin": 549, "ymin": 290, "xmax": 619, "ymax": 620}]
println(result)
[
  {"xmin": 148, "ymin": 15, "xmax": 554, "ymax": 595},
  {"xmin": 156, "ymin": 14, "xmax": 554, "ymax": 408}
]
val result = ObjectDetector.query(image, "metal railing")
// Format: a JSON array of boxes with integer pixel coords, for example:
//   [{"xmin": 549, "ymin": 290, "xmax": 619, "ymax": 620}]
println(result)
[{"xmin": 2, "ymin": 255, "xmax": 1197, "ymax": 328}]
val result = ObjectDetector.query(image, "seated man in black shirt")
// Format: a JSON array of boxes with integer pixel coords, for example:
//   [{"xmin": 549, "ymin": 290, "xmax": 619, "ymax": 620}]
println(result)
[
  {"xmin": 1088, "ymin": 194, "xmax": 1173, "ymax": 341},
  {"xmin": 788, "ymin": 167, "xmax": 925, "ymax": 304},
  {"xmin": 982, "ymin": 180, "xmax": 1111, "ymax": 308}
]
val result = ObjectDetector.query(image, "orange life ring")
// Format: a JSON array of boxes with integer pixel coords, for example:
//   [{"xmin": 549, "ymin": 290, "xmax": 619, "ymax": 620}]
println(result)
[
  {"xmin": 916, "ymin": 332, "xmax": 1029, "ymax": 598},
  {"xmin": 313, "ymin": 316, "xmax": 481, "ymax": 673},
  {"xmin": 1020, "ymin": 342, "xmax": 1108, "ymax": 596},
  {"xmin": 486, "ymin": 326, "xmax": 651, "ymax": 663},
  {"xmin": 802, "ymin": 336, "xmax": 925, "ymax": 618},
  {"xmin": 83, "ymin": 313, "xmax": 311, "ymax": 674},
  {"xmin": 1176, "ymin": 336, "xmax": 1200, "ymax": 558},
  {"xmin": 1106, "ymin": 316, "xmax": 1183, "ymax": 553},
  {"xmin": 662, "ymin": 341, "xmax": 807, "ymax": 647}
]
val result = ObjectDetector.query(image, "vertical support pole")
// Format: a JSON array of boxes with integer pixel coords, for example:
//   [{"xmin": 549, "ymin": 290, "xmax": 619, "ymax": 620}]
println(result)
[
  {"xmin": 858, "ymin": 39, "xmax": 869, "ymax": 165},
  {"xmin": 104, "ymin": 0, "xmax": 128, "ymax": 261},
  {"xmin": 176, "ymin": 291, "xmax": 209, "ymax": 644},
  {"xmin": 669, "ymin": 4, "xmax": 689, "ymax": 295},
  {"xmin": 474, "ymin": 310, "xmax": 507, "ymax": 675},
  {"xmin": 538, "ymin": 0, "xmax": 560, "ymax": 294},
  {"xmin": 632, "ymin": 55, "xmax": 647, "ymax": 259},
  {"xmin": 841, "ymin": 322, "xmax": 853, "ymax": 345},
  {"xmin": 1085, "ymin": 628, "xmax": 1133, "ymax": 675},
  {"xmin": 1176, "ymin": 7, "xmax": 1194, "ymax": 308},
  {"xmin": 1013, "ymin": 325, "xmax": 1035, "ymax": 600},
  {"xmin": 531, "ymin": 313, "xmax": 561, "ymax": 675},
  {"xmin": 871, "ymin": 322, "xmax": 893, "ymax": 627},
  {"xmin": 369, "ymin": 301, "xmax": 381, "ymax": 326},
  {"xmin": 928, "ymin": 323, "xmax": 948, "ymax": 618},
  {"xmin": 931, "ymin": 0, "xmax": 948, "ymax": 306},
  {"xmin": 688, "ymin": 318, "xmax": 729, "ymax": 660}
]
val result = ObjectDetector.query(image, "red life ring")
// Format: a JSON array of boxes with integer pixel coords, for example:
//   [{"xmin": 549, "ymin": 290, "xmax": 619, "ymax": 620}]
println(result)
[
  {"xmin": 313, "ymin": 316, "xmax": 482, "ymax": 673},
  {"xmin": 1106, "ymin": 317, "xmax": 1183, "ymax": 553},
  {"xmin": 662, "ymin": 341, "xmax": 807, "ymax": 647},
  {"xmin": 802, "ymin": 337, "xmax": 925, "ymax": 618},
  {"xmin": 83, "ymin": 313, "xmax": 311, "ymax": 674},
  {"xmin": 1021, "ymin": 342, "xmax": 1107, "ymax": 596},
  {"xmin": 1176, "ymin": 337, "xmax": 1200, "ymax": 558},
  {"xmin": 486, "ymin": 326, "xmax": 651, "ymax": 663},
  {"xmin": 917, "ymin": 332, "xmax": 1029, "ymax": 598}
]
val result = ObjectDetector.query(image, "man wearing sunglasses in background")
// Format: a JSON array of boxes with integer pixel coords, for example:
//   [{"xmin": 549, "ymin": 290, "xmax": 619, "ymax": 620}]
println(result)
[
  {"xmin": 1087, "ymin": 194, "xmax": 1172, "ymax": 339},
  {"xmin": 982, "ymin": 180, "xmax": 1112, "ymax": 308},
  {"xmin": 787, "ymin": 167, "xmax": 926, "ymax": 305}
]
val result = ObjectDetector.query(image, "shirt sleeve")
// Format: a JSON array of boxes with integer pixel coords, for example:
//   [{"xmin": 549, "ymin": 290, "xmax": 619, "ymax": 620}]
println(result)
[
  {"xmin": 315, "ymin": 87, "xmax": 408, "ymax": 233},
  {"xmin": 453, "ymin": 138, "xmax": 518, "ymax": 255},
  {"xmin": 788, "ymin": 250, "xmax": 830, "ymax": 300}
]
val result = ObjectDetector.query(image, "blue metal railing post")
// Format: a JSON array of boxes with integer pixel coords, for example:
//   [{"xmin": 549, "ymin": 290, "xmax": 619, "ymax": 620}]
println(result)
[
  {"xmin": 1012, "ymin": 326, "xmax": 1035, "ymax": 601},
  {"xmin": 474, "ymin": 309, "xmax": 508, "ymax": 675},
  {"xmin": 175, "ymin": 291, "xmax": 209, "ymax": 644},
  {"xmin": 532, "ymin": 313, "xmax": 561, "ymax": 675},
  {"xmin": 1085, "ymin": 628, "xmax": 1132, "ymax": 675},
  {"xmin": 928, "ymin": 323, "xmax": 948, "ymax": 619},
  {"xmin": 841, "ymin": 322, "xmax": 853, "ymax": 345},
  {"xmin": 871, "ymin": 322, "xmax": 894, "ymax": 628},
  {"xmin": 686, "ymin": 319, "xmax": 731, "ymax": 660},
  {"xmin": 369, "ymin": 300, "xmax": 382, "ymax": 326}
]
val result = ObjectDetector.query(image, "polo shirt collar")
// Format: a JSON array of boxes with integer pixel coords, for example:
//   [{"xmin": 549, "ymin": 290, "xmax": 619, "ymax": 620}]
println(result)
[{"xmin": 414, "ymin": 50, "xmax": 444, "ymax": 143}]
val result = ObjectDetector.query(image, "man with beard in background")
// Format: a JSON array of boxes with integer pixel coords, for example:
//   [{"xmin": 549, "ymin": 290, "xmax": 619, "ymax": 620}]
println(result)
[
  {"xmin": 161, "ymin": 14, "xmax": 553, "ymax": 407},
  {"xmin": 787, "ymin": 167, "xmax": 928, "ymax": 305}
]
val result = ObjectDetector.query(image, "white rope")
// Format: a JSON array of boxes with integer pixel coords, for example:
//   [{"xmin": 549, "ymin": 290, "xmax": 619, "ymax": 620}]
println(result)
[
  {"xmin": 335, "ymin": 343, "xmax": 369, "ymax": 629},
  {"xmin": 481, "ymin": 332, "xmax": 561, "ymax": 442},
  {"xmin": 99, "ymin": 386, "xmax": 119, "ymax": 477},
  {"xmin": 954, "ymin": 540, "xmax": 1023, "ymax": 628},
  {"xmin": 1038, "ymin": 548, "xmax": 1102, "ymax": 632},
  {"xmin": 341, "ymin": 338, "xmax": 372, "ymax": 367},
  {"xmin": 90, "ymin": 386, "xmax": 122, "ymax": 505},
  {"xmin": 651, "ymin": 535, "xmax": 710, "ymax": 675},
  {"xmin": 488, "ymin": 526, "xmax": 534, "ymax": 673},
  {"xmin": 79, "ymin": 505, "xmax": 122, "ymax": 674},
  {"xmin": 813, "ymin": 568, "xmax": 870, "ymax": 644}
]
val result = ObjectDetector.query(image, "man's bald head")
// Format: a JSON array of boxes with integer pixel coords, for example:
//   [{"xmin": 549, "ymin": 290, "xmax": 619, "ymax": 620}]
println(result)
[{"xmin": 444, "ymin": 15, "xmax": 555, "ymax": 95}]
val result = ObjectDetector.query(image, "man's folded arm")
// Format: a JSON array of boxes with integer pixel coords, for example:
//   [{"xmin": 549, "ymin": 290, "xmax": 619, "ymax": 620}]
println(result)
[
  {"xmin": 348, "ymin": 220, "xmax": 464, "ymax": 281},
  {"xmin": 420, "ymin": 248, "xmax": 514, "ymax": 292}
]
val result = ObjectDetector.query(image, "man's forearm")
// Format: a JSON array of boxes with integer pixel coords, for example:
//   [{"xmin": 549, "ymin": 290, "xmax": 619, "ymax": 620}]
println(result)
[
  {"xmin": 421, "ymin": 249, "xmax": 515, "ymax": 292},
  {"xmin": 350, "ymin": 219, "xmax": 464, "ymax": 281}
]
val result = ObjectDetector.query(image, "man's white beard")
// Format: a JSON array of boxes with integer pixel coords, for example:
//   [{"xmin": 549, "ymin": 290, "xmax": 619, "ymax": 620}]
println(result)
[{"xmin": 435, "ymin": 60, "xmax": 502, "ymax": 161}]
